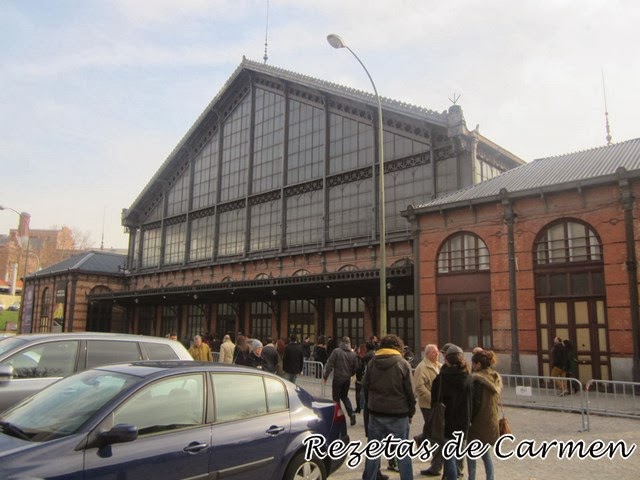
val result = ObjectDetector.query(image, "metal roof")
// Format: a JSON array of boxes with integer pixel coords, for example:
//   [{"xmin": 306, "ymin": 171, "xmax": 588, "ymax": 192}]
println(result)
[
  {"xmin": 28, "ymin": 251, "xmax": 126, "ymax": 278},
  {"xmin": 411, "ymin": 137, "xmax": 640, "ymax": 212}
]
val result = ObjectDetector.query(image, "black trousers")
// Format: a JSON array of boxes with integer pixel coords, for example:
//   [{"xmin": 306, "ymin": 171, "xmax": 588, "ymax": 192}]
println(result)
[{"xmin": 332, "ymin": 378, "xmax": 354, "ymax": 416}]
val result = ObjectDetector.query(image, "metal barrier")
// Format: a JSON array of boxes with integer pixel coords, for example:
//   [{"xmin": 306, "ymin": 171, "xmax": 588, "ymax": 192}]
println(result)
[
  {"xmin": 585, "ymin": 379, "xmax": 640, "ymax": 421},
  {"xmin": 212, "ymin": 352, "xmax": 220, "ymax": 362},
  {"xmin": 500, "ymin": 374, "xmax": 588, "ymax": 431},
  {"xmin": 299, "ymin": 360, "xmax": 326, "ymax": 397}
]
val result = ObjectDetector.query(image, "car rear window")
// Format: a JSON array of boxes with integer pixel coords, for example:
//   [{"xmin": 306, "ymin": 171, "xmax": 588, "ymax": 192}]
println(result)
[
  {"xmin": 142, "ymin": 342, "xmax": 180, "ymax": 360},
  {"xmin": 86, "ymin": 340, "xmax": 142, "ymax": 368}
]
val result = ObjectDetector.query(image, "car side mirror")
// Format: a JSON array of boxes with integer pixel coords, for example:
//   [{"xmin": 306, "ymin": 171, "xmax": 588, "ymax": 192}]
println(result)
[
  {"xmin": 97, "ymin": 424, "xmax": 138, "ymax": 447},
  {"xmin": 0, "ymin": 365, "xmax": 14, "ymax": 383}
]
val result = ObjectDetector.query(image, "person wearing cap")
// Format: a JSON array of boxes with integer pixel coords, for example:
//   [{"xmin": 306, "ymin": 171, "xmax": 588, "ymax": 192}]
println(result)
[
  {"xmin": 431, "ymin": 344, "xmax": 472, "ymax": 480},
  {"xmin": 188, "ymin": 335, "xmax": 214, "ymax": 362},
  {"xmin": 362, "ymin": 334, "xmax": 416, "ymax": 480},
  {"xmin": 249, "ymin": 339, "xmax": 265, "ymax": 369},
  {"xmin": 413, "ymin": 344, "xmax": 443, "ymax": 476},
  {"xmin": 323, "ymin": 336, "xmax": 359, "ymax": 426}
]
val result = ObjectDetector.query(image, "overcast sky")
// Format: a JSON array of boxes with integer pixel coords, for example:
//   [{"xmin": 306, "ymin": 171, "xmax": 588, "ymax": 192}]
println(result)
[{"xmin": 1, "ymin": 0, "xmax": 638, "ymax": 250}]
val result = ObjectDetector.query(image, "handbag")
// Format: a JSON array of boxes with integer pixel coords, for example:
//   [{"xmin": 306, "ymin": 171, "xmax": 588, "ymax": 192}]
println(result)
[
  {"xmin": 430, "ymin": 378, "xmax": 446, "ymax": 444},
  {"xmin": 498, "ymin": 396, "xmax": 512, "ymax": 435}
]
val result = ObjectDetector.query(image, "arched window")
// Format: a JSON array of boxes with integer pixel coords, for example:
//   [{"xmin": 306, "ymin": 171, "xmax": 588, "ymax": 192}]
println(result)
[
  {"xmin": 437, "ymin": 232, "xmax": 489, "ymax": 273},
  {"xmin": 534, "ymin": 220, "xmax": 601, "ymax": 265}
]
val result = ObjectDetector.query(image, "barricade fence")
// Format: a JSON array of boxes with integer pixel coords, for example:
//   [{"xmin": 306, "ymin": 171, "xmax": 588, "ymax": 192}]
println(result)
[
  {"xmin": 585, "ymin": 379, "xmax": 640, "ymax": 420},
  {"xmin": 300, "ymin": 360, "xmax": 327, "ymax": 397}
]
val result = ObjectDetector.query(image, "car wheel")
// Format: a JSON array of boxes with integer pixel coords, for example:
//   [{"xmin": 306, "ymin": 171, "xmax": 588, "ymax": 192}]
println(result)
[{"xmin": 284, "ymin": 452, "xmax": 327, "ymax": 480}]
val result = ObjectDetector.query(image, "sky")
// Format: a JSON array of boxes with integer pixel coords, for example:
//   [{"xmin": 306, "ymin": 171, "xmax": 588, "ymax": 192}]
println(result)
[{"xmin": 1, "ymin": 0, "xmax": 639, "ymax": 250}]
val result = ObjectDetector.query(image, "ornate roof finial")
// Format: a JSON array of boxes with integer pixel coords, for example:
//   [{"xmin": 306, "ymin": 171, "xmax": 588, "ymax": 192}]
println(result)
[
  {"xmin": 449, "ymin": 92, "xmax": 461, "ymax": 105},
  {"xmin": 602, "ymin": 69, "xmax": 612, "ymax": 145}
]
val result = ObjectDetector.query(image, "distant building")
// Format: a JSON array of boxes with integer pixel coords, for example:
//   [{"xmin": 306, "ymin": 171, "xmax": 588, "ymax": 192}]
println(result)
[
  {"xmin": 21, "ymin": 251, "xmax": 126, "ymax": 334},
  {"xmin": 0, "ymin": 212, "xmax": 79, "ymax": 294}
]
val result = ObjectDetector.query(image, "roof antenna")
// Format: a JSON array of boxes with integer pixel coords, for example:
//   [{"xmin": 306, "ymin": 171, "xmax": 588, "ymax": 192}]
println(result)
[
  {"xmin": 100, "ymin": 206, "xmax": 105, "ymax": 251},
  {"xmin": 602, "ymin": 69, "xmax": 612, "ymax": 145},
  {"xmin": 263, "ymin": 0, "xmax": 270, "ymax": 63},
  {"xmin": 449, "ymin": 92, "xmax": 461, "ymax": 105}
]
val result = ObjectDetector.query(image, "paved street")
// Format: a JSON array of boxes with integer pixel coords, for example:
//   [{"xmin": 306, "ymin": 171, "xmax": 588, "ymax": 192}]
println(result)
[{"xmin": 299, "ymin": 381, "xmax": 640, "ymax": 479}]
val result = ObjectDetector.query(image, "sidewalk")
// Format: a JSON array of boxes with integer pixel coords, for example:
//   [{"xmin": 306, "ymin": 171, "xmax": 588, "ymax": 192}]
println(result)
[{"xmin": 299, "ymin": 381, "xmax": 640, "ymax": 479}]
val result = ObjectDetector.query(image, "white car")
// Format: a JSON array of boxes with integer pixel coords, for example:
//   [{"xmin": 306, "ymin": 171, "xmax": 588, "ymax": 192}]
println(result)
[{"xmin": 0, "ymin": 332, "xmax": 193, "ymax": 411}]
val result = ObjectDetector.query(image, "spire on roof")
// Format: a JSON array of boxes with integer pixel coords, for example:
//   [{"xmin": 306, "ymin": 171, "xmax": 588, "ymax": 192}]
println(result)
[
  {"xmin": 263, "ymin": 0, "xmax": 270, "ymax": 64},
  {"xmin": 602, "ymin": 70, "xmax": 612, "ymax": 146}
]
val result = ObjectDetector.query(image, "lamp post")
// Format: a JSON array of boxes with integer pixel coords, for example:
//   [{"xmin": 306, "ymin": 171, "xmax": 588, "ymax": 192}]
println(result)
[{"xmin": 327, "ymin": 34, "xmax": 387, "ymax": 336}]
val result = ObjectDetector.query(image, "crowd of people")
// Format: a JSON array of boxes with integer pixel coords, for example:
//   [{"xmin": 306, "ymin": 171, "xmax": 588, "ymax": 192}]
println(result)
[{"xmin": 172, "ymin": 330, "xmax": 509, "ymax": 480}]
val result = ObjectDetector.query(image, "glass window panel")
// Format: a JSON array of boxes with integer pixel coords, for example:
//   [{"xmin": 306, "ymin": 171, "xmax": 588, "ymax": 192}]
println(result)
[
  {"xmin": 114, "ymin": 374, "xmax": 204, "ymax": 433},
  {"xmin": 265, "ymin": 377, "xmax": 287, "ymax": 412},
  {"xmin": 598, "ymin": 328, "xmax": 607, "ymax": 351},
  {"xmin": 576, "ymin": 328, "xmax": 590, "ymax": 350},
  {"xmin": 193, "ymin": 136, "xmax": 219, "ymax": 210},
  {"xmin": 570, "ymin": 273, "xmax": 589, "ymax": 295},
  {"xmin": 437, "ymin": 233, "xmax": 490, "ymax": 274},
  {"xmin": 328, "ymin": 180, "xmax": 372, "ymax": 241},
  {"xmin": 593, "ymin": 272, "xmax": 605, "ymax": 295},
  {"xmin": 451, "ymin": 301, "xmax": 465, "ymax": 348},
  {"xmin": 574, "ymin": 302, "xmax": 589, "ymax": 325},
  {"xmin": 286, "ymin": 190, "xmax": 323, "ymax": 247},
  {"xmin": 539, "ymin": 302, "xmax": 547, "ymax": 325},
  {"xmin": 536, "ymin": 275, "xmax": 548, "ymax": 295},
  {"xmin": 385, "ymin": 163, "xmax": 432, "ymax": 232},
  {"xmin": 218, "ymin": 208, "xmax": 246, "ymax": 256},
  {"xmin": 141, "ymin": 228, "xmax": 161, "ymax": 268},
  {"xmin": 554, "ymin": 302, "xmax": 568, "ymax": 324},
  {"xmin": 550, "ymin": 274, "xmax": 567, "ymax": 295},
  {"xmin": 287, "ymin": 99, "xmax": 325, "ymax": 184},
  {"xmin": 253, "ymin": 88, "xmax": 284, "ymax": 193},
  {"xmin": 163, "ymin": 222, "xmax": 186, "ymax": 265},
  {"xmin": 250, "ymin": 200, "xmax": 281, "ymax": 252},
  {"xmin": 540, "ymin": 328, "xmax": 548, "ymax": 351},
  {"xmin": 213, "ymin": 374, "xmax": 267, "ymax": 421},
  {"xmin": 166, "ymin": 172, "xmax": 190, "ymax": 217},
  {"xmin": 189, "ymin": 215, "xmax": 215, "ymax": 262},
  {"xmin": 329, "ymin": 114, "xmax": 373, "ymax": 174},
  {"xmin": 535, "ymin": 221, "xmax": 602, "ymax": 265},
  {"xmin": 221, "ymin": 95, "xmax": 251, "ymax": 202}
]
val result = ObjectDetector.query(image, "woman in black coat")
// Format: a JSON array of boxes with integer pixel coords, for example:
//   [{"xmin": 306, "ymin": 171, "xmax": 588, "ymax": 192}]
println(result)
[{"xmin": 431, "ymin": 345, "xmax": 472, "ymax": 480}]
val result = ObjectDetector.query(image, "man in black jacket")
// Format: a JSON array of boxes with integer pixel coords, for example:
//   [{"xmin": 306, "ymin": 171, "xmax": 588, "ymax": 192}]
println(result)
[
  {"xmin": 362, "ymin": 334, "xmax": 416, "ymax": 480},
  {"xmin": 323, "ymin": 336, "xmax": 359, "ymax": 426},
  {"xmin": 283, "ymin": 335, "xmax": 304, "ymax": 383}
]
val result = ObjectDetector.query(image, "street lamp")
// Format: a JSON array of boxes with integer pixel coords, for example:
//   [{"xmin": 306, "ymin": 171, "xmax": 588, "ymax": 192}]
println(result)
[{"xmin": 327, "ymin": 34, "xmax": 387, "ymax": 337}]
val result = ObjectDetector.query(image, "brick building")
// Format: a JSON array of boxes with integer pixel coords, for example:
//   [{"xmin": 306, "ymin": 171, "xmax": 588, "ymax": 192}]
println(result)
[
  {"xmin": 404, "ymin": 138, "xmax": 640, "ymax": 382},
  {"xmin": 21, "ymin": 251, "xmax": 126, "ymax": 334}
]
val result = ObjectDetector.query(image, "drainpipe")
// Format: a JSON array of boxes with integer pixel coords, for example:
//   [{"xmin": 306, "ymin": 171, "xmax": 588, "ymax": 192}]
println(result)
[
  {"xmin": 404, "ymin": 205, "xmax": 422, "ymax": 359},
  {"xmin": 617, "ymin": 168, "xmax": 640, "ymax": 382},
  {"xmin": 500, "ymin": 189, "xmax": 522, "ymax": 374}
]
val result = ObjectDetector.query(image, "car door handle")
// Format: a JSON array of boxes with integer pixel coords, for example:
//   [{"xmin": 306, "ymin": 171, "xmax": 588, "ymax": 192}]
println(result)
[
  {"xmin": 183, "ymin": 441, "xmax": 209, "ymax": 454},
  {"xmin": 266, "ymin": 425, "xmax": 285, "ymax": 435}
]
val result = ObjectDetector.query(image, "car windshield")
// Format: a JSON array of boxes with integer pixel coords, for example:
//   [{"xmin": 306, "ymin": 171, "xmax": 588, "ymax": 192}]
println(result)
[{"xmin": 0, "ymin": 369, "xmax": 139, "ymax": 442}]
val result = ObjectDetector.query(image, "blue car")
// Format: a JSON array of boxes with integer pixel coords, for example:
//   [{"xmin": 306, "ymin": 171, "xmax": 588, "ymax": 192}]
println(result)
[{"xmin": 0, "ymin": 361, "xmax": 348, "ymax": 479}]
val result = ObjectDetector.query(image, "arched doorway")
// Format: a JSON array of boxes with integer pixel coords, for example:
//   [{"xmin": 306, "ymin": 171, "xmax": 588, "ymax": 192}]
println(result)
[{"xmin": 534, "ymin": 219, "xmax": 610, "ymax": 381}]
